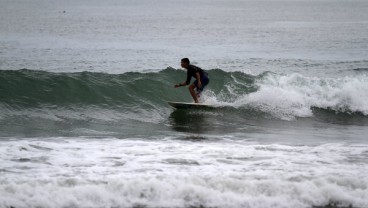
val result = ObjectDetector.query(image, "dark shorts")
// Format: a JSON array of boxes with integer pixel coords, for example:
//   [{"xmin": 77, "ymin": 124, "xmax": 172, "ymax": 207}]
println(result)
[{"xmin": 193, "ymin": 75, "xmax": 209, "ymax": 93}]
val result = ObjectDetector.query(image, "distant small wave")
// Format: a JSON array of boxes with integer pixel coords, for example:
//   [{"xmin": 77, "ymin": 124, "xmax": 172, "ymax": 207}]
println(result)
[{"xmin": 352, "ymin": 68, "xmax": 368, "ymax": 72}]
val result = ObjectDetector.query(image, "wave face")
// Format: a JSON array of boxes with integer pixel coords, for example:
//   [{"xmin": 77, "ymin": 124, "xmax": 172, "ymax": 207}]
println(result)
[
  {"xmin": 0, "ymin": 68, "xmax": 183, "ymax": 107},
  {"xmin": 0, "ymin": 68, "xmax": 257, "ymax": 108},
  {"xmin": 1, "ymin": 69, "xmax": 368, "ymax": 115}
]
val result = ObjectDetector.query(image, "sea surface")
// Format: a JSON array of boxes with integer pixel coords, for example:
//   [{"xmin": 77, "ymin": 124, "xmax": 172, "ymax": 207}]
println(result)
[{"xmin": 1, "ymin": 0, "xmax": 368, "ymax": 207}]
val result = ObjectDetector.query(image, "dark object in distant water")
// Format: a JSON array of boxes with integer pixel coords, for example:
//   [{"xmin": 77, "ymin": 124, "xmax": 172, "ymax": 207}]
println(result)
[{"xmin": 313, "ymin": 202, "xmax": 354, "ymax": 208}]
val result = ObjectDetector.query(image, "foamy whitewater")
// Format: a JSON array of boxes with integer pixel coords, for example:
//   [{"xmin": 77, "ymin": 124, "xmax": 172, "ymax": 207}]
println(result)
[
  {"xmin": 1, "ymin": 138, "xmax": 368, "ymax": 208},
  {"xmin": 1, "ymin": 0, "xmax": 368, "ymax": 207}
]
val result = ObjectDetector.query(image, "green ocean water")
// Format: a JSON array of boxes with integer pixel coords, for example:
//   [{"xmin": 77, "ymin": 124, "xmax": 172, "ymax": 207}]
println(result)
[{"xmin": 1, "ymin": 68, "xmax": 368, "ymax": 142}]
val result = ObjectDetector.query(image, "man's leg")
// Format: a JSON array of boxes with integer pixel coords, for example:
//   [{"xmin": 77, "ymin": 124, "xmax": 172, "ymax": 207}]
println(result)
[
  {"xmin": 189, "ymin": 84, "xmax": 199, "ymax": 103},
  {"xmin": 195, "ymin": 77, "xmax": 209, "ymax": 98}
]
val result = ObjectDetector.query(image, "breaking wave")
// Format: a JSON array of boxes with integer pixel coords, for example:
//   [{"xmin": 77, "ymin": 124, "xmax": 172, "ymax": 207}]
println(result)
[{"xmin": 1, "ymin": 68, "xmax": 368, "ymax": 122}]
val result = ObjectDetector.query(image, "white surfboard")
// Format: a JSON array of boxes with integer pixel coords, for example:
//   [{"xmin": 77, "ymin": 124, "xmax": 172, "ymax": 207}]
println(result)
[{"xmin": 168, "ymin": 101, "xmax": 215, "ymax": 109}]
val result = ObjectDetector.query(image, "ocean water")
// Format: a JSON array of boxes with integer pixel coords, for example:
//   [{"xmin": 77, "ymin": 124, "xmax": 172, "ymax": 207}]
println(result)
[{"xmin": 1, "ymin": 0, "xmax": 368, "ymax": 207}]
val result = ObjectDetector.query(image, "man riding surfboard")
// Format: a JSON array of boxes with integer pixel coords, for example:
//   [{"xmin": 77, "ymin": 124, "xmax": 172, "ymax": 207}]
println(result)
[{"xmin": 174, "ymin": 58, "xmax": 210, "ymax": 103}]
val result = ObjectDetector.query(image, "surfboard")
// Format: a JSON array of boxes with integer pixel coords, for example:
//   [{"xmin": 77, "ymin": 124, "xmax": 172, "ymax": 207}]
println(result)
[{"xmin": 168, "ymin": 101, "xmax": 215, "ymax": 109}]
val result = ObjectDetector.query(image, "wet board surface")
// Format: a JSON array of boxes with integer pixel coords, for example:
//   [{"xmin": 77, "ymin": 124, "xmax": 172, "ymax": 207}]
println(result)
[{"xmin": 168, "ymin": 101, "xmax": 215, "ymax": 109}]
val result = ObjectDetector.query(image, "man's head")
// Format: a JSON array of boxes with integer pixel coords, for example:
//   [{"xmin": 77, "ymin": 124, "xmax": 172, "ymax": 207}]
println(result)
[{"xmin": 181, "ymin": 58, "xmax": 190, "ymax": 69}]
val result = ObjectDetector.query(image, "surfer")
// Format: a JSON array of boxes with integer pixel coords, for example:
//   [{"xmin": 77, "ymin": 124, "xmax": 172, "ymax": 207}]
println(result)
[{"xmin": 174, "ymin": 58, "xmax": 209, "ymax": 103}]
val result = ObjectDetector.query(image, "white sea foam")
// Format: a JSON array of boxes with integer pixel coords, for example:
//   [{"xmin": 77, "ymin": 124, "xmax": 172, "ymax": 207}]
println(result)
[
  {"xmin": 0, "ymin": 138, "xmax": 367, "ymax": 208},
  {"xmin": 204, "ymin": 73, "xmax": 368, "ymax": 120}
]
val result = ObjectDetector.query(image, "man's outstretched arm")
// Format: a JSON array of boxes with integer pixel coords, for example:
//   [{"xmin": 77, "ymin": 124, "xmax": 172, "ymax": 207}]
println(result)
[
  {"xmin": 175, "ymin": 74, "xmax": 191, "ymax": 88},
  {"xmin": 174, "ymin": 82, "xmax": 188, "ymax": 88}
]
